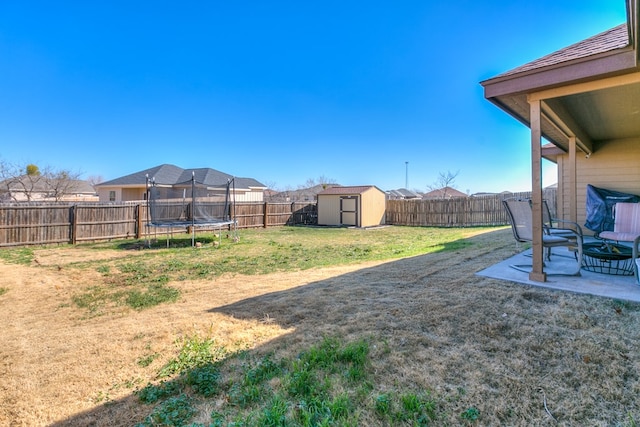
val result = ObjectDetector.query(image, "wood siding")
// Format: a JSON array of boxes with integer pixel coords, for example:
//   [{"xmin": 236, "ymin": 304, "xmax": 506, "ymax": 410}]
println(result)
[
  {"xmin": 360, "ymin": 188, "xmax": 386, "ymax": 227},
  {"xmin": 317, "ymin": 195, "xmax": 342, "ymax": 226},
  {"xmin": 556, "ymin": 137, "xmax": 640, "ymax": 233}
]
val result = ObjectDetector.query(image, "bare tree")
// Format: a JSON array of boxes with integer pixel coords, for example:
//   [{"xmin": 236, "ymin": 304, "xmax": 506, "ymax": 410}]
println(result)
[
  {"xmin": 299, "ymin": 175, "xmax": 337, "ymax": 190},
  {"xmin": 86, "ymin": 175, "xmax": 104, "ymax": 187},
  {"xmin": 4, "ymin": 163, "xmax": 44, "ymax": 202},
  {"xmin": 42, "ymin": 168, "xmax": 84, "ymax": 201},
  {"xmin": 0, "ymin": 160, "xmax": 83, "ymax": 201},
  {"xmin": 427, "ymin": 170, "xmax": 460, "ymax": 199},
  {"xmin": 0, "ymin": 159, "xmax": 17, "ymax": 201}
]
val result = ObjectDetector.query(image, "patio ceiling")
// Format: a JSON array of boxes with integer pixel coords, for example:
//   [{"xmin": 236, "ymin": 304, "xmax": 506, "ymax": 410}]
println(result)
[
  {"xmin": 485, "ymin": 76, "xmax": 640, "ymax": 156},
  {"xmin": 481, "ymin": 2, "xmax": 640, "ymax": 156},
  {"xmin": 560, "ymin": 83, "xmax": 640, "ymax": 141}
]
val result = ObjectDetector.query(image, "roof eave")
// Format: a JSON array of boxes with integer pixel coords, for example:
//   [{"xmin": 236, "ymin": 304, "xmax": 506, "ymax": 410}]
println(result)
[
  {"xmin": 629, "ymin": 0, "xmax": 639, "ymax": 57},
  {"xmin": 482, "ymin": 48, "xmax": 638, "ymax": 99}
]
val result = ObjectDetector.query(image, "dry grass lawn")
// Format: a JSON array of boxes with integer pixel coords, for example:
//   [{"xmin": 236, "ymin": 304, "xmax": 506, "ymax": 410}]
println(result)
[{"xmin": 1, "ymin": 226, "xmax": 639, "ymax": 426}]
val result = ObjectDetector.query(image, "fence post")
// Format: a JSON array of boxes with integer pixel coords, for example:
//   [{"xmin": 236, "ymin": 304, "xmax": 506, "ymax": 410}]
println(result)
[
  {"xmin": 291, "ymin": 202, "xmax": 296, "ymax": 225},
  {"xmin": 70, "ymin": 205, "xmax": 77, "ymax": 245},
  {"xmin": 263, "ymin": 202, "xmax": 268, "ymax": 228},
  {"xmin": 136, "ymin": 204, "xmax": 142, "ymax": 239}
]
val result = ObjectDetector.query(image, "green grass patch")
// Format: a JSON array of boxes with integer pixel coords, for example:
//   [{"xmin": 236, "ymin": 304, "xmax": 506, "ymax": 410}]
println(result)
[
  {"xmin": 136, "ymin": 335, "xmax": 441, "ymax": 426},
  {"xmin": 0, "ymin": 247, "xmax": 34, "ymax": 265},
  {"xmin": 74, "ymin": 260, "xmax": 180, "ymax": 313},
  {"xmin": 158, "ymin": 334, "xmax": 229, "ymax": 379},
  {"xmin": 66, "ymin": 226, "xmax": 497, "ymax": 314}
]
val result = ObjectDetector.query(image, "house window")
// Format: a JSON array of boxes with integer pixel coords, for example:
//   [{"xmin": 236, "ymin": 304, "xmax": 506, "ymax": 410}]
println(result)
[{"xmin": 109, "ymin": 191, "xmax": 116, "ymax": 202}]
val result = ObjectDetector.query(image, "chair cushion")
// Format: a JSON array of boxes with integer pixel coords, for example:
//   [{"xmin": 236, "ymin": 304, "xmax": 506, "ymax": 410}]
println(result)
[
  {"xmin": 612, "ymin": 203, "xmax": 640, "ymax": 233},
  {"xmin": 542, "ymin": 235, "xmax": 569, "ymax": 244},
  {"xmin": 599, "ymin": 231, "xmax": 640, "ymax": 242}
]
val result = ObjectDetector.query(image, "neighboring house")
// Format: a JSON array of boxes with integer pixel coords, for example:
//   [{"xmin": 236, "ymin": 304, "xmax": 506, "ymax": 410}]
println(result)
[
  {"xmin": 481, "ymin": 0, "xmax": 640, "ymax": 281},
  {"xmin": 266, "ymin": 184, "xmax": 340, "ymax": 203},
  {"xmin": 422, "ymin": 187, "xmax": 467, "ymax": 200},
  {"xmin": 95, "ymin": 164, "xmax": 266, "ymax": 202},
  {"xmin": 0, "ymin": 176, "xmax": 97, "ymax": 202},
  {"xmin": 471, "ymin": 191, "xmax": 511, "ymax": 198},
  {"xmin": 386, "ymin": 188, "xmax": 422, "ymax": 200}
]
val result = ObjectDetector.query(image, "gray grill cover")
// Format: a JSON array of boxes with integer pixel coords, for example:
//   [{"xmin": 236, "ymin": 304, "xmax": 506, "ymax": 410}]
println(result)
[{"xmin": 584, "ymin": 184, "xmax": 640, "ymax": 233}]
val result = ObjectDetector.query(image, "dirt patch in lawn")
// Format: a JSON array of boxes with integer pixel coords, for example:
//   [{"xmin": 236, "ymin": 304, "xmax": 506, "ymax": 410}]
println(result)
[{"xmin": 1, "ymin": 228, "xmax": 639, "ymax": 426}]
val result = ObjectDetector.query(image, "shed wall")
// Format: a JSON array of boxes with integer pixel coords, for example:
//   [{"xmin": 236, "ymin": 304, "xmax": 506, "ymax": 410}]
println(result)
[
  {"xmin": 360, "ymin": 188, "xmax": 386, "ymax": 227},
  {"xmin": 317, "ymin": 188, "xmax": 386, "ymax": 227},
  {"xmin": 317, "ymin": 194, "xmax": 342, "ymax": 225}
]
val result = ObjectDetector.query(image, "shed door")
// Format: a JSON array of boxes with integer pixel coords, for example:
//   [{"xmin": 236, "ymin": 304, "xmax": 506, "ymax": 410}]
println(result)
[{"xmin": 340, "ymin": 196, "xmax": 358, "ymax": 226}]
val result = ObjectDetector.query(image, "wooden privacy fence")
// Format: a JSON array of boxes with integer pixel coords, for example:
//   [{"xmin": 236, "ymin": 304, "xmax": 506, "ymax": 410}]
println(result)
[
  {"xmin": 0, "ymin": 204, "xmax": 142, "ymax": 247},
  {"xmin": 0, "ymin": 202, "xmax": 318, "ymax": 247},
  {"xmin": 0, "ymin": 191, "xmax": 554, "ymax": 247},
  {"xmin": 386, "ymin": 190, "xmax": 557, "ymax": 227}
]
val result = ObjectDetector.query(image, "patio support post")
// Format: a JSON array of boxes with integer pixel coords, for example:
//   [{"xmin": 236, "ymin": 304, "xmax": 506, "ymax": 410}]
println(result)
[
  {"xmin": 529, "ymin": 98, "xmax": 546, "ymax": 282},
  {"xmin": 568, "ymin": 136, "xmax": 577, "ymax": 223}
]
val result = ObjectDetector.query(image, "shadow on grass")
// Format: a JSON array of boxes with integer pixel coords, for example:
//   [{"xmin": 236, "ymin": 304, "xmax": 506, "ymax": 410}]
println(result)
[
  {"xmin": 117, "ymin": 235, "xmax": 218, "ymax": 250},
  {"xmin": 50, "ymin": 228, "xmax": 640, "ymax": 426}
]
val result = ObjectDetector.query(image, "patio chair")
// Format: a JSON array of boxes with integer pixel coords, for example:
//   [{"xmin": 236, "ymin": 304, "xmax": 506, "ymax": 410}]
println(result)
[
  {"xmin": 503, "ymin": 199, "xmax": 583, "ymax": 276},
  {"xmin": 598, "ymin": 202, "xmax": 640, "ymax": 283},
  {"xmin": 541, "ymin": 200, "xmax": 584, "ymax": 260}
]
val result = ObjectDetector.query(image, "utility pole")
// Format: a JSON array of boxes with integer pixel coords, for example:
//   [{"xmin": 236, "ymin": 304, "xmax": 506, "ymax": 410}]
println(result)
[{"xmin": 405, "ymin": 161, "xmax": 409, "ymax": 189}]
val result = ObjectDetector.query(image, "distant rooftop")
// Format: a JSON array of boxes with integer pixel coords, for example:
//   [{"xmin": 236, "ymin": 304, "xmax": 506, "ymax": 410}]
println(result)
[{"xmin": 97, "ymin": 164, "xmax": 266, "ymax": 189}]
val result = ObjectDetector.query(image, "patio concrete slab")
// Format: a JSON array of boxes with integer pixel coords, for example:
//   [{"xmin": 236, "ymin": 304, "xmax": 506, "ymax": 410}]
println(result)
[{"xmin": 477, "ymin": 246, "xmax": 640, "ymax": 302}]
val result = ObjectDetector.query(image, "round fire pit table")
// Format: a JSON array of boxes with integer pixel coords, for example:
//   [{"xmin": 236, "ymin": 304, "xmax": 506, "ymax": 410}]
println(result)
[{"xmin": 582, "ymin": 242, "xmax": 634, "ymax": 276}]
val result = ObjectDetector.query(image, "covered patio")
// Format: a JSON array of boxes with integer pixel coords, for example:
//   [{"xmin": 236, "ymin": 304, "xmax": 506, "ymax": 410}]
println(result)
[
  {"xmin": 477, "ymin": 243, "xmax": 640, "ymax": 302},
  {"xmin": 481, "ymin": 0, "xmax": 640, "ymax": 283}
]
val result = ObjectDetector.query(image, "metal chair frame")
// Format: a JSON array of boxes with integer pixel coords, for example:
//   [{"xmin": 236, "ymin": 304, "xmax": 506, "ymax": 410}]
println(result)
[{"xmin": 503, "ymin": 199, "xmax": 583, "ymax": 276}]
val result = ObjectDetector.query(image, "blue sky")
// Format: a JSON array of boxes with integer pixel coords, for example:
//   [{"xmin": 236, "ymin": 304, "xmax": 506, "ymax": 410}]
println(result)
[{"xmin": 0, "ymin": 1, "xmax": 628, "ymax": 193}]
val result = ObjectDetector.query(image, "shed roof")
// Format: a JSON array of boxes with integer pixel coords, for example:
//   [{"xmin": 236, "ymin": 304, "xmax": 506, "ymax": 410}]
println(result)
[{"xmin": 317, "ymin": 185, "xmax": 382, "ymax": 196}]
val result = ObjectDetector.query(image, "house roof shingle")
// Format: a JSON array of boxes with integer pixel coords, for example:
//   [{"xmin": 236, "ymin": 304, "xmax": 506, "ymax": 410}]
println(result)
[
  {"xmin": 97, "ymin": 164, "xmax": 265, "ymax": 189},
  {"xmin": 422, "ymin": 187, "xmax": 467, "ymax": 199},
  {"xmin": 387, "ymin": 188, "xmax": 421, "ymax": 199},
  {"xmin": 493, "ymin": 23, "xmax": 630, "ymax": 79}
]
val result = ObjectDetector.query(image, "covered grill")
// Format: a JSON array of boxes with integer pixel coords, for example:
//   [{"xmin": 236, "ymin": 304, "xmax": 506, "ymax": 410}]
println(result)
[{"xmin": 584, "ymin": 184, "xmax": 640, "ymax": 234}]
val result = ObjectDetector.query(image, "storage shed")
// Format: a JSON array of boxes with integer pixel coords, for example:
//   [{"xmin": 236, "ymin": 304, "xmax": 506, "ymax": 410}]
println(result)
[{"xmin": 317, "ymin": 186, "xmax": 386, "ymax": 227}]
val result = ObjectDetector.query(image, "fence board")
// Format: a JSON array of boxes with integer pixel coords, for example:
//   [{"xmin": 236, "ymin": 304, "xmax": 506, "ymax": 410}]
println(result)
[
  {"xmin": 74, "ymin": 205, "xmax": 139, "ymax": 242},
  {"xmin": 0, "ymin": 205, "xmax": 71, "ymax": 246}
]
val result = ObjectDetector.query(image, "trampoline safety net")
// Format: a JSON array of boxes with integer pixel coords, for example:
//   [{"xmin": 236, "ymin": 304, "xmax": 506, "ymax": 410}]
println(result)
[{"xmin": 146, "ymin": 174, "xmax": 237, "ymax": 244}]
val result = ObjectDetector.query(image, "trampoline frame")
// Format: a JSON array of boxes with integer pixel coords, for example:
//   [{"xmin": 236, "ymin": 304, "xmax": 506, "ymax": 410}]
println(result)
[{"xmin": 145, "ymin": 172, "xmax": 238, "ymax": 247}]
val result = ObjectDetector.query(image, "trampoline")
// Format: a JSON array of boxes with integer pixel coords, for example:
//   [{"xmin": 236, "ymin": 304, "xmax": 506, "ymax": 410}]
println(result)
[{"xmin": 146, "ymin": 172, "xmax": 238, "ymax": 247}]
